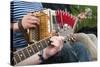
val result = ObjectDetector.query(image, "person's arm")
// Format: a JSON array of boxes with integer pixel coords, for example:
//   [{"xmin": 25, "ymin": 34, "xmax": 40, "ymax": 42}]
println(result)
[
  {"xmin": 11, "ymin": 22, "xmax": 19, "ymax": 31},
  {"xmin": 33, "ymin": 36, "xmax": 64, "ymax": 64},
  {"xmin": 11, "ymin": 13, "xmax": 40, "ymax": 32}
]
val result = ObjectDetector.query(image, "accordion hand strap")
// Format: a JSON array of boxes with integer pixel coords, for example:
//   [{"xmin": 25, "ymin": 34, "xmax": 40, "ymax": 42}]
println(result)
[{"xmin": 18, "ymin": 19, "xmax": 32, "ymax": 44}]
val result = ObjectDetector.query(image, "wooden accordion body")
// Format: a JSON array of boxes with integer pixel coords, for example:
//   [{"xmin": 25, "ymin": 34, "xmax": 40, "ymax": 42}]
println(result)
[
  {"xmin": 28, "ymin": 9, "xmax": 55, "ymax": 42},
  {"xmin": 28, "ymin": 9, "xmax": 78, "ymax": 43}
]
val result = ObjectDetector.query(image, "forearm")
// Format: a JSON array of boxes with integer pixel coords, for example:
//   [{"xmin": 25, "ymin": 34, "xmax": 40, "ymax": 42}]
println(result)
[{"xmin": 11, "ymin": 22, "xmax": 19, "ymax": 31}]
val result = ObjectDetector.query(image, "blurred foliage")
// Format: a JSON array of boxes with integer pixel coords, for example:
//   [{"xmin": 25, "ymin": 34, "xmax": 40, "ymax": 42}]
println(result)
[{"xmin": 70, "ymin": 5, "xmax": 97, "ymax": 31}]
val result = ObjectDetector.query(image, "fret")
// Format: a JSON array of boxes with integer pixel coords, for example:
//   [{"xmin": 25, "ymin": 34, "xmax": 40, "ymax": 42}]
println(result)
[
  {"xmin": 45, "ymin": 37, "xmax": 50, "ymax": 46},
  {"xmin": 40, "ymin": 41, "xmax": 44, "ymax": 48},
  {"xmin": 21, "ymin": 50, "xmax": 26, "ymax": 59},
  {"xmin": 18, "ymin": 51, "xmax": 25, "ymax": 61},
  {"xmin": 32, "ymin": 43, "xmax": 39, "ymax": 53},
  {"xmin": 41, "ymin": 39, "xmax": 48, "ymax": 48},
  {"xmin": 30, "ymin": 45, "xmax": 35, "ymax": 53},
  {"xmin": 14, "ymin": 53, "xmax": 21, "ymax": 63},
  {"xmin": 22, "ymin": 48, "xmax": 30, "ymax": 58},
  {"xmin": 44, "ymin": 38, "xmax": 49, "ymax": 46},
  {"xmin": 36, "ymin": 41, "xmax": 43, "ymax": 51},
  {"xmin": 27, "ymin": 46, "xmax": 35, "ymax": 56},
  {"xmin": 12, "ymin": 57, "xmax": 17, "ymax": 65},
  {"xmin": 26, "ymin": 48, "xmax": 31, "ymax": 57}
]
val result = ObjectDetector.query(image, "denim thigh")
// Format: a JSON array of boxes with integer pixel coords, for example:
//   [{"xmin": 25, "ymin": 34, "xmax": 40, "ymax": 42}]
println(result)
[
  {"xmin": 44, "ymin": 42, "xmax": 79, "ymax": 64},
  {"xmin": 44, "ymin": 41, "xmax": 91, "ymax": 64}
]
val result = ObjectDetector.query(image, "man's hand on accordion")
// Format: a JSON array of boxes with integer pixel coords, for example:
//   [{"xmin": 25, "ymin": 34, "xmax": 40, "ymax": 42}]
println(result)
[
  {"xmin": 21, "ymin": 13, "xmax": 40, "ymax": 29},
  {"xmin": 11, "ymin": 12, "xmax": 40, "ymax": 31}
]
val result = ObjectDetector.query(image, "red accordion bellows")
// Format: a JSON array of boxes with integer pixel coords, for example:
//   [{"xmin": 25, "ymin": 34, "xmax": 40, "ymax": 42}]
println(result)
[{"xmin": 56, "ymin": 10, "xmax": 76, "ymax": 28}]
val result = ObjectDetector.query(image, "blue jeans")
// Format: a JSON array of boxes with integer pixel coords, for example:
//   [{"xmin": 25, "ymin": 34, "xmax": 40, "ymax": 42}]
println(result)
[{"xmin": 43, "ymin": 42, "xmax": 91, "ymax": 64}]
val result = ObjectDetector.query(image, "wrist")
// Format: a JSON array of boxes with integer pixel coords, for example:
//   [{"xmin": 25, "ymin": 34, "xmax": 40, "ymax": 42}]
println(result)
[
  {"xmin": 38, "ymin": 50, "xmax": 45, "ymax": 64},
  {"xmin": 38, "ymin": 49, "xmax": 50, "ymax": 63},
  {"xmin": 12, "ymin": 22, "xmax": 19, "ymax": 31},
  {"xmin": 42, "ymin": 49, "xmax": 49, "ymax": 59}
]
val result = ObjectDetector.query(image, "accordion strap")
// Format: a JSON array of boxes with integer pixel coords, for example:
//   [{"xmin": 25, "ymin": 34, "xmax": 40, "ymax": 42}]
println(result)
[{"xmin": 18, "ymin": 19, "xmax": 32, "ymax": 44}]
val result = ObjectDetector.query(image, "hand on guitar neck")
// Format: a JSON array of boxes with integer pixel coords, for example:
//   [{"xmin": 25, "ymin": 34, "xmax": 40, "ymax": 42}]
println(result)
[{"xmin": 43, "ymin": 30, "xmax": 64, "ymax": 59}]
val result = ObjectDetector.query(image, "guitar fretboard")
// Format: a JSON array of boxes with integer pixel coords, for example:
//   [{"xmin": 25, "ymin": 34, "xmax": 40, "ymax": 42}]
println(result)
[{"xmin": 12, "ymin": 37, "xmax": 50, "ymax": 65}]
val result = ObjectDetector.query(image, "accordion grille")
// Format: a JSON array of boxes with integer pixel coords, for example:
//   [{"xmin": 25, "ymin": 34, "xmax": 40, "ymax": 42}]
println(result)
[{"xmin": 29, "ymin": 12, "xmax": 50, "ymax": 42}]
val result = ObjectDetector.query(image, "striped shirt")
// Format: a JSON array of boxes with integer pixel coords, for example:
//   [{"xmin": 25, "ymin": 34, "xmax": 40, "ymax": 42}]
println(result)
[{"xmin": 11, "ymin": 1, "xmax": 43, "ymax": 49}]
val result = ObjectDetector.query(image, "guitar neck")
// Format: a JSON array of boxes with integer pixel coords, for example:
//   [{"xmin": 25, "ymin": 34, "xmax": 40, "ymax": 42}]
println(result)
[{"xmin": 12, "ymin": 37, "xmax": 50, "ymax": 65}]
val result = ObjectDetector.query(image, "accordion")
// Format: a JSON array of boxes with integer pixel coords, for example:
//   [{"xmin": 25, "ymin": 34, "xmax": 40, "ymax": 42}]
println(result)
[
  {"xmin": 28, "ymin": 9, "xmax": 78, "ymax": 43},
  {"xmin": 28, "ymin": 9, "xmax": 53, "ymax": 42}
]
